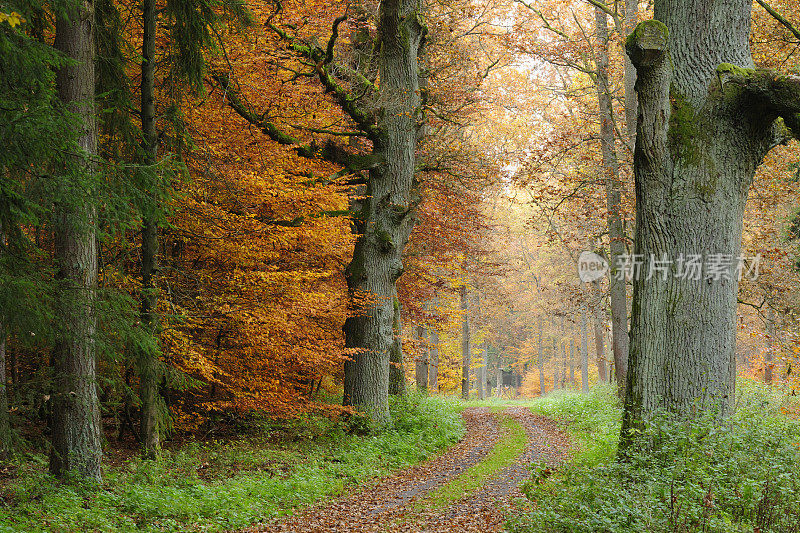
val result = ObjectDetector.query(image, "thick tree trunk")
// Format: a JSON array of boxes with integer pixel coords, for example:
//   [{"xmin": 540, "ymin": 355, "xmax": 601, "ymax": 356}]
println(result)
[
  {"xmin": 428, "ymin": 328, "xmax": 438, "ymax": 392},
  {"xmin": 415, "ymin": 325, "xmax": 428, "ymax": 392},
  {"xmin": 388, "ymin": 294, "xmax": 406, "ymax": 395},
  {"xmin": 139, "ymin": 0, "xmax": 161, "ymax": 459},
  {"xmin": 581, "ymin": 309, "xmax": 590, "ymax": 392},
  {"xmin": 460, "ymin": 285, "xmax": 470, "ymax": 400},
  {"xmin": 0, "ymin": 329, "xmax": 10, "ymax": 455},
  {"xmin": 595, "ymin": 7, "xmax": 629, "ymax": 396},
  {"xmin": 537, "ymin": 317, "xmax": 545, "ymax": 396},
  {"xmin": 9, "ymin": 341, "xmax": 17, "ymax": 405},
  {"xmin": 50, "ymin": 0, "xmax": 102, "ymax": 481},
  {"xmin": 622, "ymin": 2, "xmax": 799, "ymax": 446},
  {"xmin": 343, "ymin": 0, "xmax": 424, "ymax": 424}
]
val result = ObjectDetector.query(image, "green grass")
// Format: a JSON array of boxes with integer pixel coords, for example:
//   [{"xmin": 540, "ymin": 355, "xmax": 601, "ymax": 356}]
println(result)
[
  {"xmin": 0, "ymin": 394, "xmax": 464, "ymax": 533},
  {"xmin": 507, "ymin": 381, "xmax": 800, "ymax": 533},
  {"xmin": 420, "ymin": 412, "xmax": 527, "ymax": 508},
  {"xmin": 528, "ymin": 384, "xmax": 621, "ymax": 466}
]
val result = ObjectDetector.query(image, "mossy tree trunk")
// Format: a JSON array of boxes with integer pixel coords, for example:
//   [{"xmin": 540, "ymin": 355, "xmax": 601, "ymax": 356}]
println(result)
[
  {"xmin": 138, "ymin": 0, "xmax": 161, "ymax": 459},
  {"xmin": 50, "ymin": 0, "xmax": 102, "ymax": 481},
  {"xmin": 343, "ymin": 0, "xmax": 425, "ymax": 424},
  {"xmin": 0, "ymin": 327, "xmax": 10, "ymax": 456},
  {"xmin": 622, "ymin": 4, "xmax": 800, "ymax": 448}
]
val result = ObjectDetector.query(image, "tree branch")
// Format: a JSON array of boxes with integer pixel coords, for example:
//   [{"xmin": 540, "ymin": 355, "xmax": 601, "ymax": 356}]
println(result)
[
  {"xmin": 755, "ymin": 0, "xmax": 800, "ymax": 42},
  {"xmin": 268, "ymin": 23, "xmax": 382, "ymax": 142},
  {"xmin": 716, "ymin": 64, "xmax": 800, "ymax": 135},
  {"xmin": 260, "ymin": 209, "xmax": 357, "ymax": 227},
  {"xmin": 212, "ymin": 73, "xmax": 382, "ymax": 176},
  {"xmin": 212, "ymin": 73, "xmax": 318, "ymax": 158},
  {"xmin": 325, "ymin": 14, "xmax": 348, "ymax": 65},
  {"xmin": 290, "ymin": 124, "xmax": 368, "ymax": 137}
]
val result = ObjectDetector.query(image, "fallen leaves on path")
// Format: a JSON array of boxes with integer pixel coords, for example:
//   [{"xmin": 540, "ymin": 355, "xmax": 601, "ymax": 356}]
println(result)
[{"xmin": 247, "ymin": 406, "xmax": 570, "ymax": 532}]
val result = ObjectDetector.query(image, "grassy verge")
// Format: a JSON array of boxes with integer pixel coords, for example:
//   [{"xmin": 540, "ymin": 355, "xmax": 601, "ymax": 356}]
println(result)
[
  {"xmin": 0, "ymin": 394, "xmax": 464, "ymax": 533},
  {"xmin": 528, "ymin": 383, "xmax": 621, "ymax": 466},
  {"xmin": 508, "ymin": 381, "xmax": 800, "ymax": 533},
  {"xmin": 420, "ymin": 412, "xmax": 527, "ymax": 509}
]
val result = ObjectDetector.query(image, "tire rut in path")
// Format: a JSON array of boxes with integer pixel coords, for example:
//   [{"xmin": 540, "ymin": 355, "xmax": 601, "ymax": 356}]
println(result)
[
  {"xmin": 411, "ymin": 407, "xmax": 570, "ymax": 533},
  {"xmin": 252, "ymin": 406, "xmax": 569, "ymax": 533}
]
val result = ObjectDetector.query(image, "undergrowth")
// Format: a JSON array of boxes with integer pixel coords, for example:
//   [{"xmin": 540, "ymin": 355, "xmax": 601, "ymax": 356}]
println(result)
[
  {"xmin": 0, "ymin": 393, "xmax": 463, "ymax": 532},
  {"xmin": 508, "ymin": 380, "xmax": 800, "ymax": 533}
]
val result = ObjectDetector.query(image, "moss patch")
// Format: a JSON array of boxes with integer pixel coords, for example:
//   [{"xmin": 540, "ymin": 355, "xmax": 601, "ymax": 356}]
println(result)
[{"xmin": 625, "ymin": 19, "xmax": 669, "ymax": 66}]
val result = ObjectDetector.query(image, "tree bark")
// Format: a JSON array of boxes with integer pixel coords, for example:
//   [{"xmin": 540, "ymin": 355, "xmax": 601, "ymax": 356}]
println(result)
[
  {"xmin": 0, "ymin": 328, "xmax": 11, "ymax": 456},
  {"xmin": 342, "ymin": 0, "xmax": 424, "ymax": 424},
  {"xmin": 50, "ymin": 0, "xmax": 102, "ymax": 481},
  {"xmin": 9, "ymin": 341, "xmax": 17, "ymax": 405},
  {"xmin": 595, "ymin": 7, "xmax": 629, "ymax": 396},
  {"xmin": 414, "ymin": 325, "xmax": 428, "ymax": 392},
  {"xmin": 428, "ymin": 328, "xmax": 439, "ymax": 392},
  {"xmin": 460, "ymin": 284, "xmax": 470, "ymax": 400},
  {"xmin": 139, "ymin": 0, "xmax": 161, "ymax": 459},
  {"xmin": 622, "ymin": 2, "xmax": 800, "ymax": 446}
]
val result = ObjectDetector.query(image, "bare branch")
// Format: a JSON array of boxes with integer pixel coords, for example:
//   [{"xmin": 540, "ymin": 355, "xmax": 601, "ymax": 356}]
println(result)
[
  {"xmin": 755, "ymin": 0, "xmax": 800, "ymax": 42},
  {"xmin": 325, "ymin": 14, "xmax": 348, "ymax": 65}
]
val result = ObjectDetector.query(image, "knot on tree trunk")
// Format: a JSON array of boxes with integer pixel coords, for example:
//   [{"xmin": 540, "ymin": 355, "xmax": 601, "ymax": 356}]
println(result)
[{"xmin": 626, "ymin": 20, "xmax": 669, "ymax": 69}]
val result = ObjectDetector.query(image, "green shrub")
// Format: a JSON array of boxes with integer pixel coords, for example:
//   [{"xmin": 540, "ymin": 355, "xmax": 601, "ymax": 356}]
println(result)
[
  {"xmin": 509, "ymin": 382, "xmax": 800, "ymax": 533},
  {"xmin": 530, "ymin": 384, "xmax": 622, "ymax": 466},
  {"xmin": 0, "ymin": 394, "xmax": 464, "ymax": 532}
]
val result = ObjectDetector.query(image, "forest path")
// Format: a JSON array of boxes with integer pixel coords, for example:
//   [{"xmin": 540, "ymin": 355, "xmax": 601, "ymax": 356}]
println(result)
[{"xmin": 252, "ymin": 406, "xmax": 569, "ymax": 533}]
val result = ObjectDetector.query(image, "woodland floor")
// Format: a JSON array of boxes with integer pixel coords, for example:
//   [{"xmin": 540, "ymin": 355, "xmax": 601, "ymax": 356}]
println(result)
[{"xmin": 252, "ymin": 406, "xmax": 570, "ymax": 533}]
